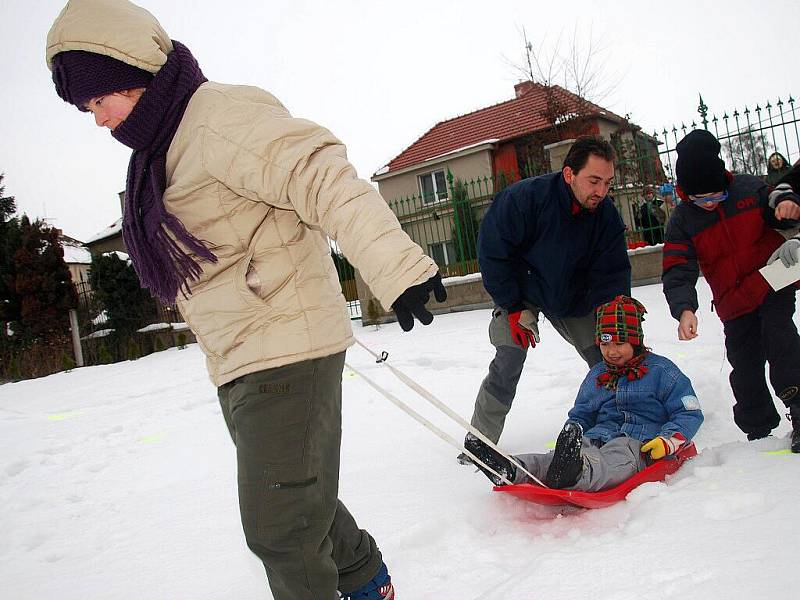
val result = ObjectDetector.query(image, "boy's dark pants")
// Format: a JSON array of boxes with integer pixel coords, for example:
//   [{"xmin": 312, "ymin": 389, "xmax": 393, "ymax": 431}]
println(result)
[
  {"xmin": 218, "ymin": 352, "xmax": 382, "ymax": 600},
  {"xmin": 723, "ymin": 287, "xmax": 800, "ymax": 435}
]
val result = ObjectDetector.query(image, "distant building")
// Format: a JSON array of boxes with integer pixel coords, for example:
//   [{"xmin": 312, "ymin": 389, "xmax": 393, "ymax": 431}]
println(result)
[
  {"xmin": 59, "ymin": 233, "xmax": 92, "ymax": 285},
  {"xmin": 85, "ymin": 191, "xmax": 125, "ymax": 256}
]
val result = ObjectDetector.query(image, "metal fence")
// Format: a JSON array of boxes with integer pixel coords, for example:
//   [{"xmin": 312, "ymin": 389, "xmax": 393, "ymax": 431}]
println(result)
[
  {"xmin": 72, "ymin": 280, "xmax": 187, "ymax": 365},
  {"xmin": 378, "ymin": 93, "xmax": 800, "ymax": 278},
  {"xmin": 654, "ymin": 94, "xmax": 800, "ymax": 189}
]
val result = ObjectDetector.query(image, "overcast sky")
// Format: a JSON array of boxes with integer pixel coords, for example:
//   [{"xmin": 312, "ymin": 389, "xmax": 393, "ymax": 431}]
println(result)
[{"xmin": 2, "ymin": 0, "xmax": 799, "ymax": 242}]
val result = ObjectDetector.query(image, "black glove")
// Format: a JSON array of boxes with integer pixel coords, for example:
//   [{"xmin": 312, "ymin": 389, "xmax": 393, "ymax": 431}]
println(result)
[{"xmin": 391, "ymin": 273, "xmax": 447, "ymax": 331}]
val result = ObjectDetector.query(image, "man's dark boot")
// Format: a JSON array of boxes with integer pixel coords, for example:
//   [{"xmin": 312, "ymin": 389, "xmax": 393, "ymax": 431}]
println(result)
[
  {"xmin": 460, "ymin": 433, "xmax": 516, "ymax": 485},
  {"xmin": 746, "ymin": 428, "xmax": 772, "ymax": 441},
  {"xmin": 789, "ymin": 403, "xmax": 800, "ymax": 454},
  {"xmin": 778, "ymin": 387, "xmax": 800, "ymax": 454},
  {"xmin": 545, "ymin": 422, "xmax": 584, "ymax": 488}
]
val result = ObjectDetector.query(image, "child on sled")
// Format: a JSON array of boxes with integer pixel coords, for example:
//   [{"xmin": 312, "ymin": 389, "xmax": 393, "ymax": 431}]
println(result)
[{"xmin": 474, "ymin": 295, "xmax": 704, "ymax": 491}]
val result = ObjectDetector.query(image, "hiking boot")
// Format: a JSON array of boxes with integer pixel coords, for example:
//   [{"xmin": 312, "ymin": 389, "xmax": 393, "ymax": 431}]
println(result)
[
  {"xmin": 341, "ymin": 563, "xmax": 394, "ymax": 599},
  {"xmin": 746, "ymin": 428, "xmax": 772, "ymax": 441},
  {"xmin": 545, "ymin": 422, "xmax": 584, "ymax": 488},
  {"xmin": 789, "ymin": 404, "xmax": 800, "ymax": 454},
  {"xmin": 462, "ymin": 432, "xmax": 516, "ymax": 485}
]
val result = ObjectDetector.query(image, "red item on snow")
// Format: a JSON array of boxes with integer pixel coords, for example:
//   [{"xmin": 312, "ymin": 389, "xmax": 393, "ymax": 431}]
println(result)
[{"xmin": 492, "ymin": 442, "xmax": 697, "ymax": 509}]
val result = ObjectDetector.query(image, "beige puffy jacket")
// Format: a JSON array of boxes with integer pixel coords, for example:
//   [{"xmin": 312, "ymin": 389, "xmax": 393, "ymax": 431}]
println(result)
[{"xmin": 47, "ymin": 0, "xmax": 438, "ymax": 386}]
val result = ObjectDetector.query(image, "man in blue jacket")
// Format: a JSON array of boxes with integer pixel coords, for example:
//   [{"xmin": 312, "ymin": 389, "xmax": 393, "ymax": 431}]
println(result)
[{"xmin": 462, "ymin": 136, "xmax": 631, "ymax": 465}]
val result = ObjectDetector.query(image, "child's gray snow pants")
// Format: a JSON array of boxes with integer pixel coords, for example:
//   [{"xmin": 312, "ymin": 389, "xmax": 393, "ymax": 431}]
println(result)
[{"xmin": 514, "ymin": 436, "xmax": 648, "ymax": 492}]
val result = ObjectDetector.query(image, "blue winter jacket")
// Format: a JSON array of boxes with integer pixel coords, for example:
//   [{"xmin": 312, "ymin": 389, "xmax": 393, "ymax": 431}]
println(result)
[
  {"xmin": 478, "ymin": 172, "xmax": 631, "ymax": 318},
  {"xmin": 567, "ymin": 352, "xmax": 703, "ymax": 444}
]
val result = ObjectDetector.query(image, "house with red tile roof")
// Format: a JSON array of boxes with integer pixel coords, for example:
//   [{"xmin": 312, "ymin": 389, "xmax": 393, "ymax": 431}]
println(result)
[{"xmin": 370, "ymin": 81, "xmax": 663, "ymax": 270}]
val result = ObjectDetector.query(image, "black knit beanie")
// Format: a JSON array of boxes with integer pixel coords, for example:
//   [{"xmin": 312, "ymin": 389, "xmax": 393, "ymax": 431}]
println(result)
[
  {"xmin": 52, "ymin": 50, "xmax": 153, "ymax": 111},
  {"xmin": 675, "ymin": 129, "xmax": 728, "ymax": 195}
]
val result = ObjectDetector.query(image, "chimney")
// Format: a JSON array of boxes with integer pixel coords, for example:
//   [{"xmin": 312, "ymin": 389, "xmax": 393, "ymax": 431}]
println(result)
[{"xmin": 514, "ymin": 81, "xmax": 538, "ymax": 98}]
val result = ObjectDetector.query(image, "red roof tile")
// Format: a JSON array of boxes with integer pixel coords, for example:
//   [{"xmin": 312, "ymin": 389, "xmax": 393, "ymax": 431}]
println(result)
[{"xmin": 380, "ymin": 83, "xmax": 621, "ymax": 175}]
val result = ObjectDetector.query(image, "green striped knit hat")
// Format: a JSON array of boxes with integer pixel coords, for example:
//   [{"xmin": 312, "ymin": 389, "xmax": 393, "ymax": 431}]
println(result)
[{"xmin": 596, "ymin": 295, "xmax": 647, "ymax": 346}]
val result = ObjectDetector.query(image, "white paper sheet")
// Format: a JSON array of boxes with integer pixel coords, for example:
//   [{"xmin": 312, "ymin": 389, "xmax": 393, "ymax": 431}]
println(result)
[{"xmin": 759, "ymin": 260, "xmax": 800, "ymax": 291}]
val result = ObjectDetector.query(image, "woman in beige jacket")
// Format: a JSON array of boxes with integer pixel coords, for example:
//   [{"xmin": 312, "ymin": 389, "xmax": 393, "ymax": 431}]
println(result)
[{"xmin": 47, "ymin": 1, "xmax": 445, "ymax": 598}]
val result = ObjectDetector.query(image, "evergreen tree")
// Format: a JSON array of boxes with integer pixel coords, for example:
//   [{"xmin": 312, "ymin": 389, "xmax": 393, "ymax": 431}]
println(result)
[
  {"xmin": 0, "ymin": 174, "xmax": 20, "ymax": 331},
  {"xmin": 8, "ymin": 216, "xmax": 76, "ymax": 343},
  {"xmin": 450, "ymin": 178, "xmax": 480, "ymax": 264},
  {"xmin": 88, "ymin": 252, "xmax": 156, "ymax": 335},
  {"xmin": 0, "ymin": 174, "xmax": 15, "ymax": 222}
]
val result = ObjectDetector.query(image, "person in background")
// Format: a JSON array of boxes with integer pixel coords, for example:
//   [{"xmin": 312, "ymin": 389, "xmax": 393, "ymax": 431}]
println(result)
[
  {"xmin": 473, "ymin": 295, "xmax": 703, "ymax": 491},
  {"xmin": 460, "ymin": 136, "xmax": 631, "ymax": 470},
  {"xmin": 660, "ymin": 182, "xmax": 677, "ymax": 210},
  {"xmin": 46, "ymin": 1, "xmax": 447, "ymax": 598},
  {"xmin": 766, "ymin": 152, "xmax": 792, "ymax": 186},
  {"xmin": 639, "ymin": 186, "xmax": 666, "ymax": 245},
  {"xmin": 662, "ymin": 130, "xmax": 800, "ymax": 453}
]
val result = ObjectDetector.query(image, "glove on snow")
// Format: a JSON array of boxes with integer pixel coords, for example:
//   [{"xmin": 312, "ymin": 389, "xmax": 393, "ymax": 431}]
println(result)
[
  {"xmin": 767, "ymin": 236, "xmax": 800, "ymax": 268},
  {"xmin": 641, "ymin": 433, "xmax": 686, "ymax": 460},
  {"xmin": 391, "ymin": 273, "xmax": 447, "ymax": 331},
  {"xmin": 508, "ymin": 309, "xmax": 539, "ymax": 350}
]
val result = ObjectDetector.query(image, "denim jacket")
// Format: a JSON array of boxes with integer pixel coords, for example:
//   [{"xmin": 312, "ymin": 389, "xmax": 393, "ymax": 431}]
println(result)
[{"xmin": 567, "ymin": 352, "xmax": 703, "ymax": 444}]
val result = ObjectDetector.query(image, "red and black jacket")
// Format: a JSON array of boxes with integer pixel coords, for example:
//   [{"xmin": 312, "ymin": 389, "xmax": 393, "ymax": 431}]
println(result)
[{"xmin": 662, "ymin": 173, "xmax": 797, "ymax": 322}]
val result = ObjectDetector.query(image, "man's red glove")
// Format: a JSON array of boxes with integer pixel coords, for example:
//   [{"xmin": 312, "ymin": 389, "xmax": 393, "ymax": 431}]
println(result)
[{"xmin": 508, "ymin": 310, "xmax": 538, "ymax": 349}]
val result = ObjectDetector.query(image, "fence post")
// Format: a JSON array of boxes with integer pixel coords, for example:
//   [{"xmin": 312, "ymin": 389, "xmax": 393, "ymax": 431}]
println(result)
[
  {"xmin": 68, "ymin": 308, "xmax": 84, "ymax": 368},
  {"xmin": 698, "ymin": 94, "xmax": 708, "ymax": 130}
]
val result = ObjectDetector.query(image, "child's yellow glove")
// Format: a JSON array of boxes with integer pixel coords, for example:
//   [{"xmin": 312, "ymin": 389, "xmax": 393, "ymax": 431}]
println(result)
[{"xmin": 641, "ymin": 433, "xmax": 686, "ymax": 460}]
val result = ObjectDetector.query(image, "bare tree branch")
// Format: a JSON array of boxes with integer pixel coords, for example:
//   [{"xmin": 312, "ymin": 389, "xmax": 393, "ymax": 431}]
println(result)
[
  {"xmin": 504, "ymin": 23, "xmax": 622, "ymax": 105},
  {"xmin": 500, "ymin": 26, "xmax": 564, "ymax": 87}
]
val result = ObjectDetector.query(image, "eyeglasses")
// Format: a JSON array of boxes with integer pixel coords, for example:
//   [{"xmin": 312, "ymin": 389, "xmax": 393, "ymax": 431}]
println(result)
[{"xmin": 689, "ymin": 191, "xmax": 728, "ymax": 205}]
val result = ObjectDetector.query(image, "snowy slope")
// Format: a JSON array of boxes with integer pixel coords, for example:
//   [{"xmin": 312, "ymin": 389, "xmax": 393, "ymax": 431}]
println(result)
[{"xmin": 2, "ymin": 280, "xmax": 799, "ymax": 600}]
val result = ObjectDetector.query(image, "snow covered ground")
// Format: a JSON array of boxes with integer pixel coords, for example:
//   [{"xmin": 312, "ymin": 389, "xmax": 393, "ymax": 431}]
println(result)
[{"xmin": 2, "ymin": 280, "xmax": 799, "ymax": 599}]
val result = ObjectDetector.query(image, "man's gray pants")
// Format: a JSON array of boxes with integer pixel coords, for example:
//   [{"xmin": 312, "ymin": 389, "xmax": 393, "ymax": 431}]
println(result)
[
  {"xmin": 470, "ymin": 306, "xmax": 602, "ymax": 443},
  {"xmin": 514, "ymin": 436, "xmax": 648, "ymax": 492},
  {"xmin": 218, "ymin": 352, "xmax": 382, "ymax": 600}
]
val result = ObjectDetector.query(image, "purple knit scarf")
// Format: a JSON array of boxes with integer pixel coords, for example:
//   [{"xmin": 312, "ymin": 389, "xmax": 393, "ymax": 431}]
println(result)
[{"xmin": 112, "ymin": 40, "xmax": 216, "ymax": 304}]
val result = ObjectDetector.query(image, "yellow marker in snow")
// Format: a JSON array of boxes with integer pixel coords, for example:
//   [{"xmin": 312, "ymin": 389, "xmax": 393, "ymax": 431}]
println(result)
[
  {"xmin": 343, "ymin": 370, "xmax": 358, "ymax": 380},
  {"xmin": 139, "ymin": 432, "xmax": 166, "ymax": 444},
  {"xmin": 48, "ymin": 411, "xmax": 80, "ymax": 421},
  {"xmin": 765, "ymin": 449, "xmax": 792, "ymax": 456}
]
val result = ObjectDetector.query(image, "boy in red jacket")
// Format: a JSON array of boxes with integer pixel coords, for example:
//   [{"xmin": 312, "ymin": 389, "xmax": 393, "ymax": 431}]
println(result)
[{"xmin": 662, "ymin": 129, "xmax": 800, "ymax": 452}]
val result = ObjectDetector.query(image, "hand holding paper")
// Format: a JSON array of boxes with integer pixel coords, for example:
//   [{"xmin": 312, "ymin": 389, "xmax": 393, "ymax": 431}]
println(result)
[{"xmin": 760, "ymin": 236, "xmax": 800, "ymax": 290}]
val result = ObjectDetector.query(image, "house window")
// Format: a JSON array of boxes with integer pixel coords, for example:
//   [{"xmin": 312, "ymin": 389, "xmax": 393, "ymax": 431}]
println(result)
[
  {"xmin": 428, "ymin": 240, "xmax": 457, "ymax": 268},
  {"xmin": 419, "ymin": 170, "xmax": 448, "ymax": 204}
]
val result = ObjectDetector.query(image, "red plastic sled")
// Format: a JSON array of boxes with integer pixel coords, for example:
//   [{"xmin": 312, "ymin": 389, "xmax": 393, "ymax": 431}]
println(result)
[{"xmin": 492, "ymin": 442, "xmax": 697, "ymax": 509}]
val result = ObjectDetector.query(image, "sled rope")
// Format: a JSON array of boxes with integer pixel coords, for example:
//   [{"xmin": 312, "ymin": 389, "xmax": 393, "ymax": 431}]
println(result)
[
  {"xmin": 350, "ymin": 338, "xmax": 547, "ymax": 487},
  {"xmin": 345, "ymin": 362, "xmax": 513, "ymax": 485}
]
